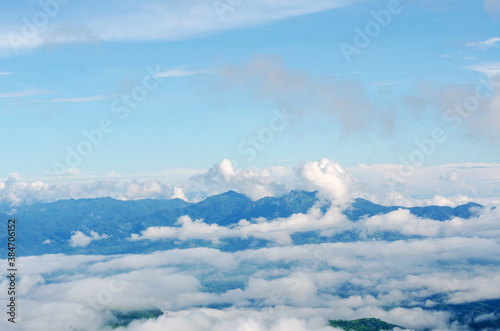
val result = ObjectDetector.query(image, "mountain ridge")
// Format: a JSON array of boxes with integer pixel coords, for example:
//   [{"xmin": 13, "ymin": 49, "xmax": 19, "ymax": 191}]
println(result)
[{"xmin": 0, "ymin": 191, "xmax": 483, "ymax": 257}]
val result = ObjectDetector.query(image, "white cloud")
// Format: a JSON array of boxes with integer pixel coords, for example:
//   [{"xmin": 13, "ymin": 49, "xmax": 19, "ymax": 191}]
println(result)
[
  {"xmin": 131, "ymin": 215, "xmax": 232, "ymax": 244},
  {"xmin": 0, "ymin": 176, "xmax": 181, "ymax": 206},
  {"xmin": 155, "ymin": 69, "xmax": 209, "ymax": 78},
  {"xmin": 188, "ymin": 158, "xmax": 291, "ymax": 200},
  {"xmin": 88, "ymin": 248, "xmax": 237, "ymax": 273},
  {"xmin": 129, "ymin": 201, "xmax": 500, "ymax": 247},
  {"xmin": 360, "ymin": 208, "xmax": 441, "ymax": 237},
  {"xmin": 468, "ymin": 63, "xmax": 500, "ymax": 77},
  {"xmin": 348, "ymin": 162, "xmax": 500, "ymax": 206},
  {"xmin": 0, "ymin": 0, "xmax": 358, "ymax": 53},
  {"xmin": 189, "ymin": 158, "xmax": 357, "ymax": 202},
  {"xmin": 0, "ymin": 89, "xmax": 49, "ymax": 98},
  {"xmin": 130, "ymin": 206, "xmax": 351, "ymax": 245},
  {"xmin": 69, "ymin": 230, "xmax": 110, "ymax": 247},
  {"xmin": 466, "ymin": 36, "xmax": 500, "ymax": 49},
  {"xmin": 299, "ymin": 159, "xmax": 356, "ymax": 203},
  {"xmin": 4, "ymin": 220, "xmax": 500, "ymax": 330},
  {"xmin": 1, "ymin": 159, "xmax": 500, "ymax": 208},
  {"xmin": 171, "ymin": 186, "xmax": 188, "ymax": 201}
]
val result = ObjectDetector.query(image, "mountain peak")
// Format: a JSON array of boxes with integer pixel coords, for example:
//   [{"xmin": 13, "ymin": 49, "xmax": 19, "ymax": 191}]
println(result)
[{"xmin": 221, "ymin": 190, "xmax": 245, "ymax": 197}]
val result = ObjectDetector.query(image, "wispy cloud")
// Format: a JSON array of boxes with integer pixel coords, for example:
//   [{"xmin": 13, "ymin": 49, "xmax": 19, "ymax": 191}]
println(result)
[
  {"xmin": 467, "ymin": 63, "xmax": 500, "ymax": 76},
  {"xmin": 33, "ymin": 94, "xmax": 117, "ymax": 103},
  {"xmin": 466, "ymin": 37, "xmax": 500, "ymax": 49},
  {"xmin": 213, "ymin": 55, "xmax": 378, "ymax": 133},
  {"xmin": 0, "ymin": 89, "xmax": 48, "ymax": 98},
  {"xmin": 0, "ymin": 0, "xmax": 358, "ymax": 52},
  {"xmin": 0, "ymin": 72, "xmax": 13, "ymax": 76},
  {"xmin": 154, "ymin": 69, "xmax": 210, "ymax": 78}
]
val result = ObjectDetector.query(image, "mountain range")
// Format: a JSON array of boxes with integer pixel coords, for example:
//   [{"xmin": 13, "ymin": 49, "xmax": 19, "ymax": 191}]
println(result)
[{"xmin": 0, "ymin": 190, "xmax": 482, "ymax": 256}]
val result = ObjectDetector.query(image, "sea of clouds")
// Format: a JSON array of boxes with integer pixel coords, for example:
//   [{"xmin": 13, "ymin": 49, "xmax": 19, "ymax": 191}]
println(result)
[
  {"xmin": 1, "ymin": 158, "xmax": 499, "ymax": 330},
  {"xmin": 1, "ymin": 198, "xmax": 499, "ymax": 330}
]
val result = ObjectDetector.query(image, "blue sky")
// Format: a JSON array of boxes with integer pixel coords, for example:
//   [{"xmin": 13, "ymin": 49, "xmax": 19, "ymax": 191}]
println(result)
[{"xmin": 0, "ymin": 0, "xmax": 499, "ymax": 184}]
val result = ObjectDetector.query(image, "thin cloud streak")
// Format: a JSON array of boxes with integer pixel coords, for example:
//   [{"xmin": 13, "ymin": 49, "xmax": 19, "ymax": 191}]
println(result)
[
  {"xmin": 0, "ymin": 89, "xmax": 49, "ymax": 98},
  {"xmin": 33, "ymin": 94, "xmax": 117, "ymax": 103},
  {"xmin": 466, "ymin": 36, "xmax": 500, "ymax": 49},
  {"xmin": 155, "ymin": 69, "xmax": 210, "ymax": 78}
]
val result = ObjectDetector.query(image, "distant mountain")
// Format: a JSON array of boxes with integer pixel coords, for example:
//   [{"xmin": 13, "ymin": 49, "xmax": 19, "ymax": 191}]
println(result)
[
  {"xmin": 0, "ymin": 191, "xmax": 482, "ymax": 257},
  {"xmin": 136, "ymin": 189, "xmax": 318, "ymax": 228},
  {"xmin": 329, "ymin": 317, "xmax": 405, "ymax": 330},
  {"xmin": 344, "ymin": 198, "xmax": 482, "ymax": 221},
  {"xmin": 108, "ymin": 309, "xmax": 164, "ymax": 328},
  {"xmin": 435, "ymin": 299, "xmax": 500, "ymax": 331}
]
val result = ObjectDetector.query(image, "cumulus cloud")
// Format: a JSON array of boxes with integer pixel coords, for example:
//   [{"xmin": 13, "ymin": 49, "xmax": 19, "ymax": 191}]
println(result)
[
  {"xmin": 187, "ymin": 158, "xmax": 359, "ymax": 203},
  {"xmin": 170, "ymin": 186, "xmax": 188, "ymax": 201},
  {"xmin": 69, "ymin": 230, "xmax": 110, "ymax": 247},
  {"xmin": 1, "ymin": 159, "xmax": 500, "ymax": 209},
  {"xmin": 299, "ymin": 159, "xmax": 356, "ymax": 203},
  {"xmin": 187, "ymin": 158, "xmax": 292, "ymax": 200}
]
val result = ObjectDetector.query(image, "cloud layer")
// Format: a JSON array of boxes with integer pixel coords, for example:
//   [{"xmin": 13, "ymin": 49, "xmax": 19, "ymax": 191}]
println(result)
[
  {"xmin": 2, "ymin": 202, "xmax": 499, "ymax": 330},
  {"xmin": 1, "ymin": 159, "xmax": 500, "ymax": 210}
]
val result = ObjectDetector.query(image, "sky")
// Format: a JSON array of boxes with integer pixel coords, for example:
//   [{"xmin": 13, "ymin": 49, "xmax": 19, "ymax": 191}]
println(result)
[{"xmin": 0, "ymin": 0, "xmax": 499, "ymax": 203}]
